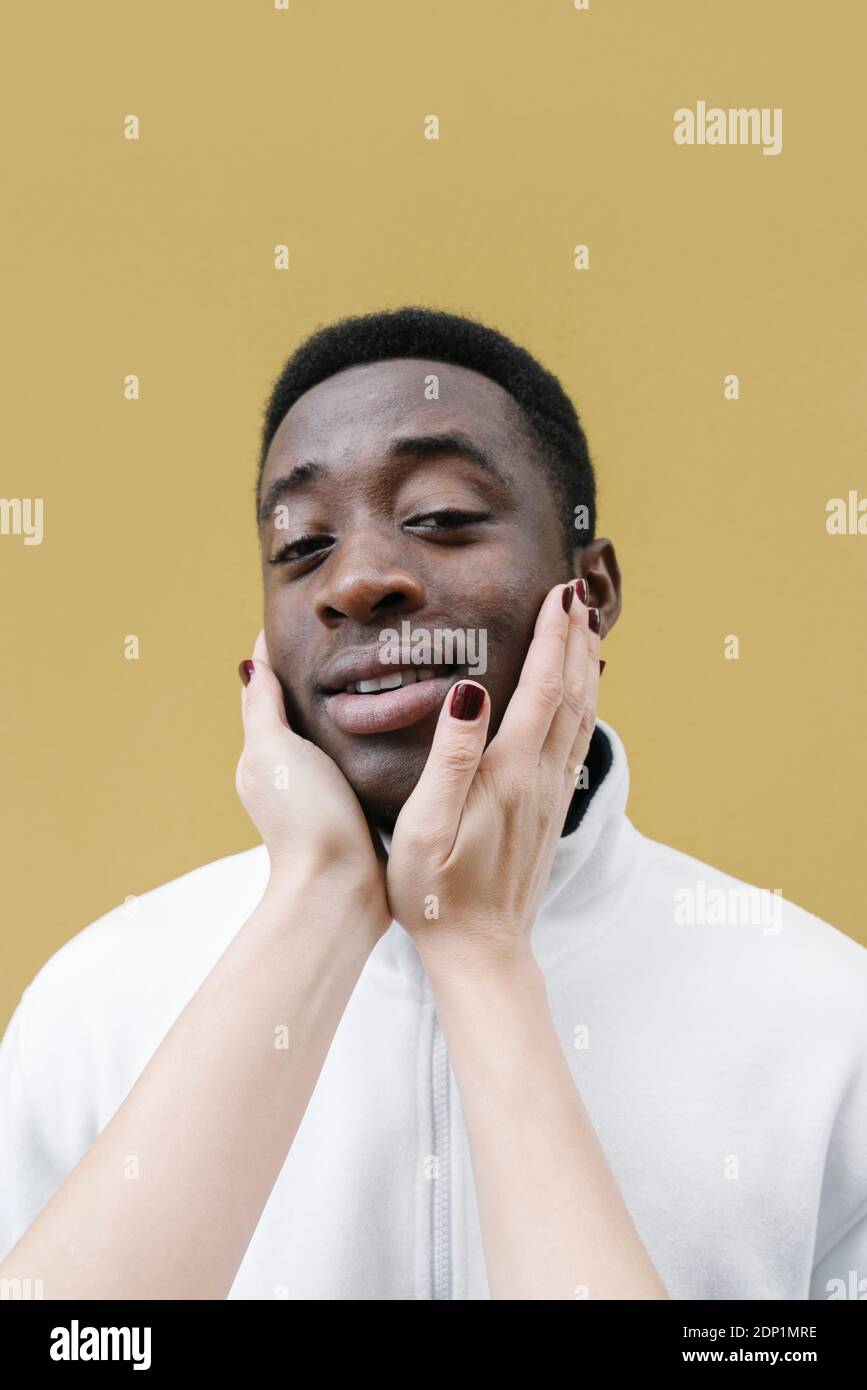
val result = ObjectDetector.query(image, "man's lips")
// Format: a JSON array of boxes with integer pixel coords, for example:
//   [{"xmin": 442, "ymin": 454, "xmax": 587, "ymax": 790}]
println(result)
[
  {"xmin": 317, "ymin": 641, "xmax": 469, "ymax": 735},
  {"xmin": 324, "ymin": 669, "xmax": 465, "ymax": 735}
]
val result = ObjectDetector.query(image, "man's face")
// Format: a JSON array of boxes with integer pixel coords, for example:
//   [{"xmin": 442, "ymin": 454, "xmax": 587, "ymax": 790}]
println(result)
[{"xmin": 258, "ymin": 358, "xmax": 575, "ymax": 825}]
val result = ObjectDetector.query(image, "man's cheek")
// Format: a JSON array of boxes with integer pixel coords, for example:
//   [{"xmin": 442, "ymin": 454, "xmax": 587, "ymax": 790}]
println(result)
[{"xmin": 275, "ymin": 677, "xmax": 310, "ymax": 731}]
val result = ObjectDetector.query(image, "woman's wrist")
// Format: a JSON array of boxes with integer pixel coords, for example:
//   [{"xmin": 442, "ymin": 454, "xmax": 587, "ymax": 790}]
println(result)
[
  {"xmin": 262, "ymin": 859, "xmax": 389, "ymax": 947},
  {"xmin": 419, "ymin": 931, "xmax": 542, "ymax": 1003}
]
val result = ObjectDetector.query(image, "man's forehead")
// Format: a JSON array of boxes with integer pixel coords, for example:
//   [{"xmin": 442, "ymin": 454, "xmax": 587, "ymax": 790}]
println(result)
[{"xmin": 264, "ymin": 358, "xmax": 523, "ymax": 469}]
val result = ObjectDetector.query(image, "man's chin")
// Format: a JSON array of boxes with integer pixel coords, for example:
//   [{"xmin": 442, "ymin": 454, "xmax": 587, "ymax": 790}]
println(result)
[
  {"xmin": 324, "ymin": 742, "xmax": 429, "ymax": 831},
  {"xmin": 351, "ymin": 775, "xmax": 419, "ymax": 831}
]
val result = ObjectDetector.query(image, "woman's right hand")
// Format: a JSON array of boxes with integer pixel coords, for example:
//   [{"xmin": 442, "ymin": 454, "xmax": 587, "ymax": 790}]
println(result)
[{"xmin": 236, "ymin": 630, "xmax": 391, "ymax": 938}]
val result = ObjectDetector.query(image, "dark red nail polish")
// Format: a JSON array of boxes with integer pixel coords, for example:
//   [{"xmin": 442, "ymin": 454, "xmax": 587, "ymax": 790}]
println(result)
[
  {"xmin": 576, "ymin": 577, "xmax": 589, "ymax": 605},
  {"xmin": 562, "ymin": 584, "xmax": 575, "ymax": 613},
  {"xmin": 239, "ymin": 659, "xmax": 254, "ymax": 686},
  {"xmin": 450, "ymin": 681, "xmax": 485, "ymax": 721},
  {"xmin": 599, "ymin": 659, "xmax": 606, "ymax": 676},
  {"xmin": 588, "ymin": 607, "xmax": 601, "ymax": 634}
]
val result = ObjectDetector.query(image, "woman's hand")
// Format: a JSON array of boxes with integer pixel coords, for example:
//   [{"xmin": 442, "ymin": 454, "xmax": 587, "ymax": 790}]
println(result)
[
  {"xmin": 385, "ymin": 590, "xmax": 665, "ymax": 1302},
  {"xmin": 0, "ymin": 631, "xmax": 394, "ymax": 1300},
  {"xmin": 386, "ymin": 581, "xmax": 601, "ymax": 973},
  {"xmin": 237, "ymin": 630, "xmax": 390, "ymax": 934}
]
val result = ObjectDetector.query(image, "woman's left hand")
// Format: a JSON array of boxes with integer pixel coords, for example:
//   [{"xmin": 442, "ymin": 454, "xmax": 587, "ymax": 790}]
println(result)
[{"xmin": 386, "ymin": 580, "xmax": 602, "ymax": 974}]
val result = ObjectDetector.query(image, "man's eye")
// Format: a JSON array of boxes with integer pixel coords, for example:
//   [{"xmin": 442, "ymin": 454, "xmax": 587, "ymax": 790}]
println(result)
[
  {"xmin": 405, "ymin": 510, "xmax": 492, "ymax": 531},
  {"xmin": 268, "ymin": 535, "xmax": 333, "ymax": 565}
]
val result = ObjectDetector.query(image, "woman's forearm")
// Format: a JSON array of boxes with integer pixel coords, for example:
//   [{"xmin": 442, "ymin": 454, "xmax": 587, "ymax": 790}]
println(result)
[
  {"xmin": 0, "ymin": 867, "xmax": 381, "ymax": 1299},
  {"xmin": 424, "ymin": 945, "xmax": 669, "ymax": 1301}
]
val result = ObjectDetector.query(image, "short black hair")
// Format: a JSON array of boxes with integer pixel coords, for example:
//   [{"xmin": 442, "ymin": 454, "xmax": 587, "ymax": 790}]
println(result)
[{"xmin": 256, "ymin": 305, "xmax": 596, "ymax": 557}]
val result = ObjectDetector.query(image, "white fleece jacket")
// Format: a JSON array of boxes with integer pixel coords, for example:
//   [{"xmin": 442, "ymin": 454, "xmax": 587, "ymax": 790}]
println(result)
[{"xmin": 1, "ymin": 717, "xmax": 866, "ymax": 1300}]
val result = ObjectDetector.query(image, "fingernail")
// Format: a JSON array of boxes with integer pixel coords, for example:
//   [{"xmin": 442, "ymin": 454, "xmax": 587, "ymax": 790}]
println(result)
[
  {"xmin": 599, "ymin": 659, "xmax": 606, "ymax": 677},
  {"xmin": 562, "ymin": 584, "xmax": 575, "ymax": 613},
  {"xmin": 450, "ymin": 681, "xmax": 485, "ymax": 721},
  {"xmin": 239, "ymin": 659, "xmax": 254, "ymax": 687},
  {"xmin": 588, "ymin": 607, "xmax": 601, "ymax": 634},
  {"xmin": 576, "ymin": 577, "xmax": 589, "ymax": 606}
]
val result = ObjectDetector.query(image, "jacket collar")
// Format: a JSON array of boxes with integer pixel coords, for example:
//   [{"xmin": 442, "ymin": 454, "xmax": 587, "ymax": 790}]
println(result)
[{"xmin": 367, "ymin": 717, "xmax": 639, "ymax": 989}]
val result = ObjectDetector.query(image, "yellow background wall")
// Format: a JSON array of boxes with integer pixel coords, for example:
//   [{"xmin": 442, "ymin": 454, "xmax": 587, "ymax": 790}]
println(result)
[{"xmin": 2, "ymin": 0, "xmax": 865, "ymax": 1029}]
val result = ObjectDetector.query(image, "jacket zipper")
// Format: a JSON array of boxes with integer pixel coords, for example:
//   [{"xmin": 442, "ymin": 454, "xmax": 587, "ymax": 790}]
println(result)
[{"xmin": 431, "ymin": 1012, "xmax": 451, "ymax": 1299}]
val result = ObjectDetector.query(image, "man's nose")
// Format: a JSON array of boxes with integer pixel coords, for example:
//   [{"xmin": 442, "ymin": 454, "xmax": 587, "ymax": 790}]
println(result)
[{"xmin": 313, "ymin": 530, "xmax": 426, "ymax": 627}]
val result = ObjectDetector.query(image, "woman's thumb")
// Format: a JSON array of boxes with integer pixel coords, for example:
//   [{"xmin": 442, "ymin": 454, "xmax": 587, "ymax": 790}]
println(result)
[{"xmin": 239, "ymin": 630, "xmax": 290, "ymax": 743}]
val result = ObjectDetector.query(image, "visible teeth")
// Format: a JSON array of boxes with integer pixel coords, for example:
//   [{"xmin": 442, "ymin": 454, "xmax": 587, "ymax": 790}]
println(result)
[
  {"xmin": 344, "ymin": 667, "xmax": 447, "ymax": 695},
  {"xmin": 356, "ymin": 673, "xmax": 410, "ymax": 694}
]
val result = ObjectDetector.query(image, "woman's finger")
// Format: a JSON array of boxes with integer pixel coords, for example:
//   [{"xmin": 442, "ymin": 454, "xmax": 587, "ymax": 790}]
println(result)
[
  {"xmin": 542, "ymin": 588, "xmax": 600, "ymax": 775},
  {"xmin": 485, "ymin": 582, "xmax": 571, "ymax": 765},
  {"xmin": 399, "ymin": 680, "xmax": 491, "ymax": 856},
  {"xmin": 563, "ymin": 654, "xmax": 601, "ymax": 786}
]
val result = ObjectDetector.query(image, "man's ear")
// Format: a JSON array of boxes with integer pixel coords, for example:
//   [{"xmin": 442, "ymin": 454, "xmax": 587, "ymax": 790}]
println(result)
[{"xmin": 571, "ymin": 537, "xmax": 622, "ymax": 638}]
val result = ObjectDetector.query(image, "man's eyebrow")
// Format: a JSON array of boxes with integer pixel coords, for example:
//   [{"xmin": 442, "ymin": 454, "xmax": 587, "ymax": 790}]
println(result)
[
  {"xmin": 257, "ymin": 432, "xmax": 511, "ymax": 526},
  {"xmin": 258, "ymin": 460, "xmax": 324, "ymax": 525}
]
